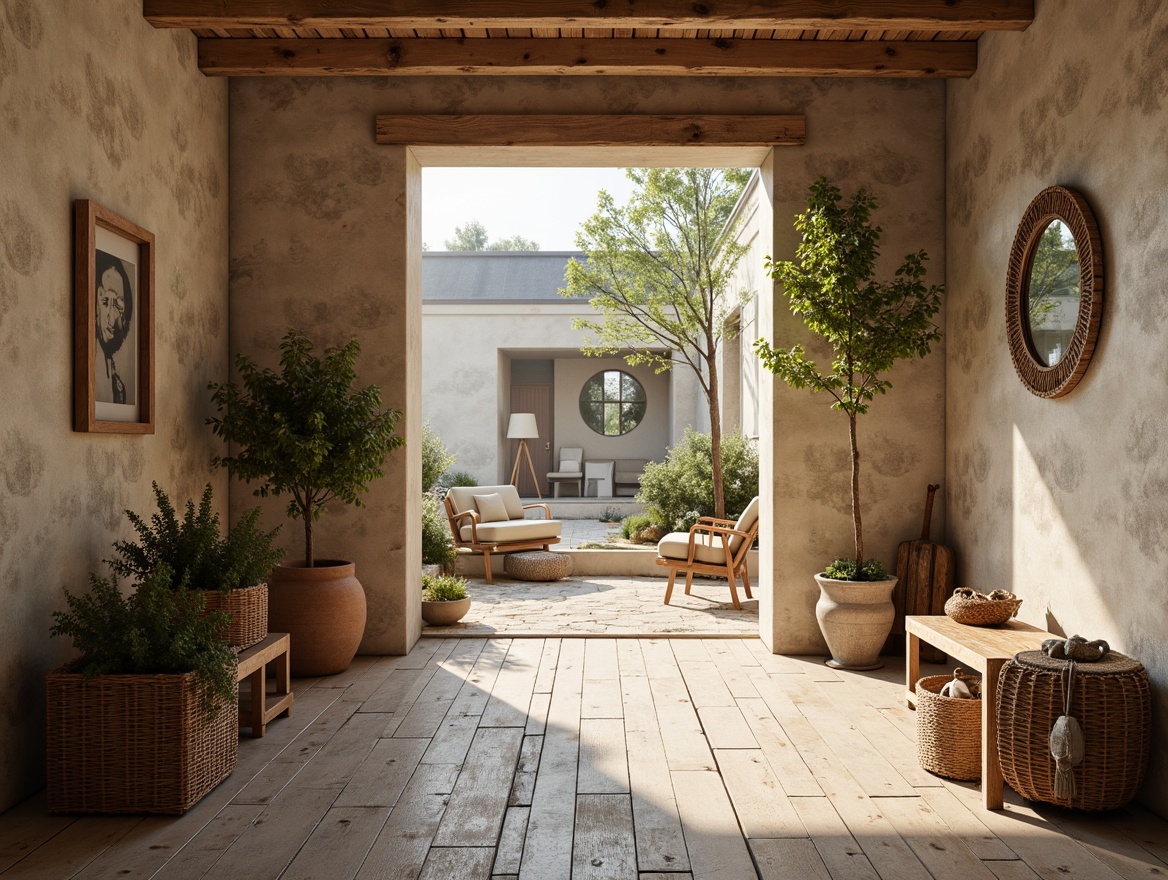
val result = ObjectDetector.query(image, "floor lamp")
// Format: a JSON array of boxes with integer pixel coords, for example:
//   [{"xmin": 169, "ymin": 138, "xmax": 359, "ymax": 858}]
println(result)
[{"xmin": 507, "ymin": 413, "xmax": 541, "ymax": 498}]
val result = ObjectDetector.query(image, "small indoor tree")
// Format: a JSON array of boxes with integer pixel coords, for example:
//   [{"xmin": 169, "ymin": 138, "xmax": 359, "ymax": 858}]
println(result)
[
  {"xmin": 755, "ymin": 177, "xmax": 942, "ymax": 579},
  {"xmin": 208, "ymin": 329, "xmax": 405, "ymax": 567}
]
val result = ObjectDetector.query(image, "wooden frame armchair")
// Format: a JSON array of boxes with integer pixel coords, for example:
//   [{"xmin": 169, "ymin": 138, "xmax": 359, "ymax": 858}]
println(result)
[
  {"xmin": 443, "ymin": 485, "xmax": 561, "ymax": 584},
  {"xmin": 656, "ymin": 497, "xmax": 759, "ymax": 611}
]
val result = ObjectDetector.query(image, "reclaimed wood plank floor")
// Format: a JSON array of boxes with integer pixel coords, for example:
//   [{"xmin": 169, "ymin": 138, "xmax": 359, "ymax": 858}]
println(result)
[{"xmin": 2, "ymin": 638, "xmax": 1166, "ymax": 880}]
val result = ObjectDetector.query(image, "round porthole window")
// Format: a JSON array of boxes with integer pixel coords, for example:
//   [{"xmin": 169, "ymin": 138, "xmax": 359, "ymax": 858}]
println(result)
[{"xmin": 579, "ymin": 370, "xmax": 646, "ymax": 436}]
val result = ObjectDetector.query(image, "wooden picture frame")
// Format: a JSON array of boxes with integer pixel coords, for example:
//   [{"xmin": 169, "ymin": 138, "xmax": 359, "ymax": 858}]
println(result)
[{"xmin": 74, "ymin": 200, "xmax": 155, "ymax": 433}]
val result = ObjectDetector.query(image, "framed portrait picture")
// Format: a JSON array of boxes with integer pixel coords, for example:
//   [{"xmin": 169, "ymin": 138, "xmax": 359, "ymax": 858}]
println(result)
[{"xmin": 74, "ymin": 200, "xmax": 155, "ymax": 433}]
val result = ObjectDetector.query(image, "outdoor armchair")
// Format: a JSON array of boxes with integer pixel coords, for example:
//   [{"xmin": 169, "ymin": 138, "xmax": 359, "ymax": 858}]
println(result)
[
  {"xmin": 546, "ymin": 447, "xmax": 585, "ymax": 498},
  {"xmin": 444, "ymin": 485, "xmax": 562, "ymax": 583},
  {"xmin": 656, "ymin": 496, "xmax": 759, "ymax": 610}
]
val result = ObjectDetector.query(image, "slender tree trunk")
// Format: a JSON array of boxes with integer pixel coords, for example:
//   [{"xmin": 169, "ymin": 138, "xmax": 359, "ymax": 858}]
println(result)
[
  {"xmin": 304, "ymin": 497, "xmax": 314, "ymax": 568},
  {"xmin": 849, "ymin": 413, "xmax": 863, "ymax": 569},
  {"xmin": 708, "ymin": 357, "xmax": 725, "ymax": 520}
]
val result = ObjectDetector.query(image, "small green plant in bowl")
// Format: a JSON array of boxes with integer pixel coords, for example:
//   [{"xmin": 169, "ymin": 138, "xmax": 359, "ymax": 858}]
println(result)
[
  {"xmin": 422, "ymin": 573, "xmax": 469, "ymax": 602},
  {"xmin": 421, "ymin": 573, "xmax": 471, "ymax": 626}
]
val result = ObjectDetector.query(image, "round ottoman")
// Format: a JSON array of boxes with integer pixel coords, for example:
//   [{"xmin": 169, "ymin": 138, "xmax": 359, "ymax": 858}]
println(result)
[
  {"xmin": 997, "ymin": 650, "xmax": 1151, "ymax": 810},
  {"xmin": 504, "ymin": 551, "xmax": 573, "ymax": 582}
]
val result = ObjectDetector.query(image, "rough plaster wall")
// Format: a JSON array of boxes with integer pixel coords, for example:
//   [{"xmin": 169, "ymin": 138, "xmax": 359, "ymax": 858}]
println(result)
[
  {"xmin": 231, "ymin": 74, "xmax": 945, "ymax": 660},
  {"xmin": 0, "ymin": 0, "xmax": 228, "ymax": 812},
  {"xmin": 946, "ymin": 0, "xmax": 1168, "ymax": 815},
  {"xmin": 761, "ymin": 79, "xmax": 948, "ymax": 653},
  {"xmin": 230, "ymin": 85, "xmax": 422, "ymax": 656}
]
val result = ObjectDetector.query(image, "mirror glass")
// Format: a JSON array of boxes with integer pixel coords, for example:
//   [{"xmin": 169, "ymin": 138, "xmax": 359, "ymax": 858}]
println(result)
[
  {"xmin": 580, "ymin": 369, "xmax": 645, "ymax": 436},
  {"xmin": 1026, "ymin": 219, "xmax": 1080, "ymax": 366}
]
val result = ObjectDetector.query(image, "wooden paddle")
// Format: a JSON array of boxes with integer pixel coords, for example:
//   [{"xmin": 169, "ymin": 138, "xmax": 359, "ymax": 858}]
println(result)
[{"xmin": 889, "ymin": 484, "xmax": 954, "ymax": 661}]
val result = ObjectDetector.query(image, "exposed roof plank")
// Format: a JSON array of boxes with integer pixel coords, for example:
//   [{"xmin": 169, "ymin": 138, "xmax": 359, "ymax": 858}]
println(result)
[
  {"xmin": 374, "ymin": 114, "xmax": 806, "ymax": 147},
  {"xmin": 198, "ymin": 36, "xmax": 977, "ymax": 77},
  {"xmin": 145, "ymin": 0, "xmax": 1034, "ymax": 32}
]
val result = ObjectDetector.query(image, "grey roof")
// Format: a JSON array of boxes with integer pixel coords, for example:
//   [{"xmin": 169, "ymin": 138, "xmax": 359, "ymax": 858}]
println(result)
[{"xmin": 422, "ymin": 251, "xmax": 587, "ymax": 303}]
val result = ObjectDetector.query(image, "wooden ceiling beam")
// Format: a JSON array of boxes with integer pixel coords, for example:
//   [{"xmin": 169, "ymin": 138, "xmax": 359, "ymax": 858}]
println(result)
[
  {"xmin": 198, "ymin": 37, "xmax": 977, "ymax": 77},
  {"xmin": 145, "ymin": 1, "xmax": 1034, "ymax": 32},
  {"xmin": 374, "ymin": 115, "xmax": 806, "ymax": 147}
]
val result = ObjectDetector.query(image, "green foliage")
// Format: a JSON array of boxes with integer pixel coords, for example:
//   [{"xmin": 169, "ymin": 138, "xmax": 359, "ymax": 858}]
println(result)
[
  {"xmin": 50, "ymin": 566, "xmax": 237, "ymax": 714},
  {"xmin": 637, "ymin": 430, "xmax": 759, "ymax": 531},
  {"xmin": 444, "ymin": 219, "xmax": 540, "ymax": 252},
  {"xmin": 421, "ymin": 492, "xmax": 458, "ymax": 568},
  {"xmin": 435, "ymin": 470, "xmax": 479, "ymax": 491},
  {"xmin": 562, "ymin": 167, "xmax": 754, "ymax": 518},
  {"xmin": 824, "ymin": 557, "xmax": 888, "ymax": 582},
  {"xmin": 207, "ymin": 329, "xmax": 405, "ymax": 566},
  {"xmin": 421, "ymin": 422, "xmax": 456, "ymax": 493},
  {"xmin": 599, "ymin": 507, "xmax": 623, "ymax": 523},
  {"xmin": 1027, "ymin": 220, "xmax": 1079, "ymax": 329},
  {"xmin": 107, "ymin": 483, "xmax": 283, "ymax": 593},
  {"xmin": 755, "ymin": 177, "xmax": 942, "ymax": 571},
  {"xmin": 422, "ymin": 573, "xmax": 469, "ymax": 602},
  {"xmin": 620, "ymin": 514, "xmax": 651, "ymax": 539}
]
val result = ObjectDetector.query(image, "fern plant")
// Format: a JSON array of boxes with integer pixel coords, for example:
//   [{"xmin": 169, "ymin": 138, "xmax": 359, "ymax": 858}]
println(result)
[
  {"xmin": 108, "ymin": 483, "xmax": 284, "ymax": 592},
  {"xmin": 50, "ymin": 566, "xmax": 237, "ymax": 714}
]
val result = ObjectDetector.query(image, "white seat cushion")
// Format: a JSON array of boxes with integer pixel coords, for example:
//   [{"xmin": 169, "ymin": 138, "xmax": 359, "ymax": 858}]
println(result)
[
  {"xmin": 657, "ymin": 531, "xmax": 736, "ymax": 566},
  {"xmin": 460, "ymin": 519, "xmax": 562, "ymax": 543}
]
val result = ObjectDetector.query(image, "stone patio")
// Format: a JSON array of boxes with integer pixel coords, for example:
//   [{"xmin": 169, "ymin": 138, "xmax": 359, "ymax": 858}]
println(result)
[{"xmin": 424, "ymin": 575, "xmax": 758, "ymax": 637}]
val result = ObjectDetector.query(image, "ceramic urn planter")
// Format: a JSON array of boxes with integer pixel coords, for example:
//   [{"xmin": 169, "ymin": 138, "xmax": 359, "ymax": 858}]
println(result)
[
  {"xmin": 268, "ymin": 560, "xmax": 367, "ymax": 677},
  {"xmin": 814, "ymin": 573, "xmax": 898, "ymax": 671}
]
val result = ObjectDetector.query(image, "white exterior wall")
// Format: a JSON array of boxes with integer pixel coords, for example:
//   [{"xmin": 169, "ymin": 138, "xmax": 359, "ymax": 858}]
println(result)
[{"xmin": 721, "ymin": 171, "xmax": 765, "ymax": 441}]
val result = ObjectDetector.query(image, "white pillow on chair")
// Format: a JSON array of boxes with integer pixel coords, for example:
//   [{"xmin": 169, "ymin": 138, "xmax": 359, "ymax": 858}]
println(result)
[
  {"xmin": 474, "ymin": 493, "xmax": 510, "ymax": 523},
  {"xmin": 560, "ymin": 461, "xmax": 582, "ymax": 474}
]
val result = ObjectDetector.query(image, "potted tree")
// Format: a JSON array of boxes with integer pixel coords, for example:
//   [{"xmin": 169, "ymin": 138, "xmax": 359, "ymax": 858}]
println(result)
[
  {"xmin": 107, "ymin": 482, "xmax": 284, "ymax": 650},
  {"xmin": 47, "ymin": 566, "xmax": 238, "ymax": 814},
  {"xmin": 756, "ymin": 177, "xmax": 942, "ymax": 670},
  {"xmin": 208, "ymin": 329, "xmax": 405, "ymax": 676}
]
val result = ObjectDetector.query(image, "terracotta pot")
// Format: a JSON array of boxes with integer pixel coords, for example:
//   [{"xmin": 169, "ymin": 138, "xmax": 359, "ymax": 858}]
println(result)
[
  {"xmin": 814, "ymin": 573, "xmax": 897, "ymax": 671},
  {"xmin": 268, "ymin": 560, "xmax": 366, "ymax": 676},
  {"xmin": 421, "ymin": 597, "xmax": 471, "ymax": 627}
]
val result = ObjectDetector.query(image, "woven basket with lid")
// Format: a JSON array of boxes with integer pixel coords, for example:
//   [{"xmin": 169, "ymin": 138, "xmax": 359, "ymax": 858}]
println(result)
[{"xmin": 996, "ymin": 649, "xmax": 1151, "ymax": 810}]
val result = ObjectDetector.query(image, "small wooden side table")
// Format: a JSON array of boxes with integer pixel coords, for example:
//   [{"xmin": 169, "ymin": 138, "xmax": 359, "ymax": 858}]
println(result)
[
  {"xmin": 237, "ymin": 633, "xmax": 293, "ymax": 738},
  {"xmin": 905, "ymin": 615, "xmax": 1054, "ymax": 809}
]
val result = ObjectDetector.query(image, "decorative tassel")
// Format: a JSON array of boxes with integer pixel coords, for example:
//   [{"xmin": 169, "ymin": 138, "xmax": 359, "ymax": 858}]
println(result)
[{"xmin": 1049, "ymin": 661, "xmax": 1084, "ymax": 801}]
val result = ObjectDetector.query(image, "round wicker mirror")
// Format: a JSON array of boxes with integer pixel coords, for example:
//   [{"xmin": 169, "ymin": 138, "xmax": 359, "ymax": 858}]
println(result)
[{"xmin": 1005, "ymin": 185, "xmax": 1103, "ymax": 398}]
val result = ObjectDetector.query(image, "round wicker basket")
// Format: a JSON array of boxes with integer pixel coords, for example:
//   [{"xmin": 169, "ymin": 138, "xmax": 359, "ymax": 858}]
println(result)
[
  {"xmin": 916, "ymin": 673, "xmax": 983, "ymax": 781},
  {"xmin": 944, "ymin": 588, "xmax": 1022, "ymax": 626},
  {"xmin": 997, "ymin": 650, "xmax": 1151, "ymax": 810}
]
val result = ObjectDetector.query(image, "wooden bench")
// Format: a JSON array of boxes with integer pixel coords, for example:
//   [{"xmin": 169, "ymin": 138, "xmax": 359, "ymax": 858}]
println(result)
[
  {"xmin": 237, "ymin": 633, "xmax": 293, "ymax": 738},
  {"xmin": 906, "ymin": 615, "xmax": 1055, "ymax": 810}
]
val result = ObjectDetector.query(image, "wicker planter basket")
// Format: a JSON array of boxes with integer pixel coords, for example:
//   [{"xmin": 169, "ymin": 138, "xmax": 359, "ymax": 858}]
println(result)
[
  {"xmin": 203, "ymin": 582, "xmax": 268, "ymax": 649},
  {"xmin": 944, "ymin": 588, "xmax": 1022, "ymax": 626},
  {"xmin": 916, "ymin": 673, "xmax": 983, "ymax": 781},
  {"xmin": 997, "ymin": 650, "xmax": 1151, "ymax": 810},
  {"xmin": 46, "ymin": 665, "xmax": 238, "ymax": 815}
]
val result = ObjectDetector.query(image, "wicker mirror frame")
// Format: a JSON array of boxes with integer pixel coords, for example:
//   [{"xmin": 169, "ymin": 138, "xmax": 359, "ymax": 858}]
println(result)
[{"xmin": 1005, "ymin": 185, "xmax": 1103, "ymax": 398}]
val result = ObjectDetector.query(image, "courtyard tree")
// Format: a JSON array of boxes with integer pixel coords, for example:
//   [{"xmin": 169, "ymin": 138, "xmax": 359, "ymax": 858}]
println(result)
[
  {"xmin": 562, "ymin": 167, "xmax": 752, "ymax": 519},
  {"xmin": 445, "ymin": 219, "xmax": 540, "ymax": 252}
]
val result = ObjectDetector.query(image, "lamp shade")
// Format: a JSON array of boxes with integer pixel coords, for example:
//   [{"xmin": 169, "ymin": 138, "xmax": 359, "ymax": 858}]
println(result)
[{"xmin": 507, "ymin": 413, "xmax": 539, "ymax": 439}]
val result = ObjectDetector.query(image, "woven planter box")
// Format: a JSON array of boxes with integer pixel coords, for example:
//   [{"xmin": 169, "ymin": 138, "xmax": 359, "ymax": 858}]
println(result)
[
  {"xmin": 203, "ymin": 582, "xmax": 268, "ymax": 649},
  {"xmin": 916, "ymin": 674, "xmax": 983, "ymax": 781},
  {"xmin": 997, "ymin": 650, "xmax": 1151, "ymax": 810},
  {"xmin": 46, "ymin": 664, "xmax": 238, "ymax": 815}
]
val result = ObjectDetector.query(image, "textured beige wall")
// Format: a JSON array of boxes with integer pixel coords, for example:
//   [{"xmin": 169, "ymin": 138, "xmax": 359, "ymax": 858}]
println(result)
[
  {"xmin": 946, "ymin": 0, "xmax": 1168, "ymax": 815},
  {"xmin": 0, "ymin": 0, "xmax": 228, "ymax": 811},
  {"xmin": 231, "ymin": 75, "xmax": 946, "ymax": 660},
  {"xmin": 760, "ymin": 82, "xmax": 948, "ymax": 653}
]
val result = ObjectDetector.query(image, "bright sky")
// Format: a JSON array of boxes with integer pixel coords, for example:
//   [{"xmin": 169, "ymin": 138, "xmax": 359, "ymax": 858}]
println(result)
[{"xmin": 422, "ymin": 167, "xmax": 638, "ymax": 252}]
